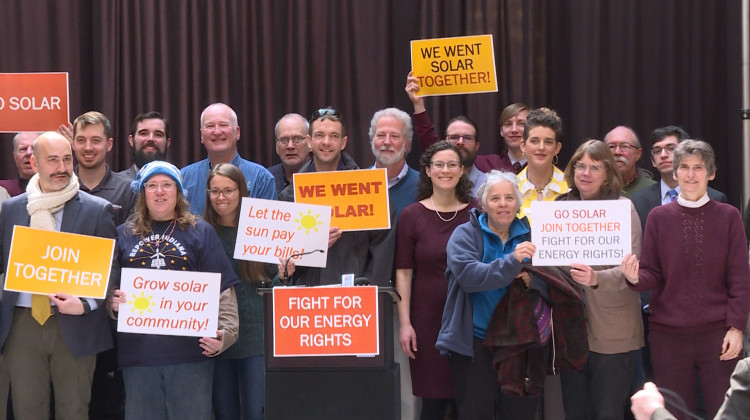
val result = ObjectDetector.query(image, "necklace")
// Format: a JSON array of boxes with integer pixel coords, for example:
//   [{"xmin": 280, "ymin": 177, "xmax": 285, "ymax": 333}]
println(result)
[
  {"xmin": 430, "ymin": 195, "xmax": 459, "ymax": 222},
  {"xmin": 532, "ymin": 176, "xmax": 553, "ymax": 194},
  {"xmin": 148, "ymin": 219, "xmax": 177, "ymax": 269}
]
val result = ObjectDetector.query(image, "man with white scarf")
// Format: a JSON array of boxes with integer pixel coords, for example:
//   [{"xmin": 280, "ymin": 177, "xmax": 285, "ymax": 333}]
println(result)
[{"xmin": 0, "ymin": 132, "xmax": 117, "ymax": 420}]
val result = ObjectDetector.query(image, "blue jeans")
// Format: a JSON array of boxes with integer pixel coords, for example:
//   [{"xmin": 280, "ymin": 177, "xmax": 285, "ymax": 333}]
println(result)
[
  {"xmin": 122, "ymin": 359, "xmax": 213, "ymax": 420},
  {"xmin": 212, "ymin": 355, "xmax": 264, "ymax": 420}
]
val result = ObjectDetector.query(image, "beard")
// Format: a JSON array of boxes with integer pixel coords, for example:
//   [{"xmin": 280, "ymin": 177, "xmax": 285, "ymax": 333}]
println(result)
[
  {"xmin": 133, "ymin": 148, "xmax": 168, "ymax": 168},
  {"xmin": 459, "ymin": 148, "xmax": 476, "ymax": 167},
  {"xmin": 371, "ymin": 143, "xmax": 406, "ymax": 166}
]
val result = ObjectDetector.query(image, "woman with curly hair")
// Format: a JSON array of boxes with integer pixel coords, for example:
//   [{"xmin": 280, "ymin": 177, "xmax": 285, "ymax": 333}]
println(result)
[{"xmin": 395, "ymin": 141, "xmax": 476, "ymax": 419}]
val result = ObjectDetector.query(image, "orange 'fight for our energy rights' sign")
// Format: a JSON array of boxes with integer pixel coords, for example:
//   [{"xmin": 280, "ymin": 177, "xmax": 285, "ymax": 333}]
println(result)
[
  {"xmin": 273, "ymin": 286, "xmax": 379, "ymax": 357},
  {"xmin": 0, "ymin": 72, "xmax": 70, "ymax": 132}
]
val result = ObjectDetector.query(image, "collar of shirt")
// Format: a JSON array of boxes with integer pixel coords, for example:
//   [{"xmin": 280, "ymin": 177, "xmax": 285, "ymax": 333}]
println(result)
[
  {"xmin": 370, "ymin": 162, "xmax": 409, "ymax": 189},
  {"xmin": 660, "ymin": 179, "xmax": 680, "ymax": 205},
  {"xmin": 509, "ymin": 155, "xmax": 527, "ymax": 166},
  {"xmin": 518, "ymin": 167, "xmax": 566, "ymax": 196},
  {"xmin": 677, "ymin": 192, "xmax": 710, "ymax": 208},
  {"xmin": 17, "ymin": 207, "xmax": 63, "ymax": 308}
]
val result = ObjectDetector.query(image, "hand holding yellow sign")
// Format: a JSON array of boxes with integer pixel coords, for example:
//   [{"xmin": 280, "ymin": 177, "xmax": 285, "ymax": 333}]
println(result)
[
  {"xmin": 5, "ymin": 226, "xmax": 115, "ymax": 298},
  {"xmin": 292, "ymin": 169, "xmax": 390, "ymax": 231},
  {"xmin": 410, "ymin": 34, "xmax": 497, "ymax": 96}
]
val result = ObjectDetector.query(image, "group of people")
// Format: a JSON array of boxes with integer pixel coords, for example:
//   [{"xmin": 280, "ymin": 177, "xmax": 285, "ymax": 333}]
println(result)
[
  {"xmin": 0, "ymin": 105, "xmax": 276, "ymax": 420},
  {"xmin": 0, "ymin": 69, "xmax": 747, "ymax": 420}
]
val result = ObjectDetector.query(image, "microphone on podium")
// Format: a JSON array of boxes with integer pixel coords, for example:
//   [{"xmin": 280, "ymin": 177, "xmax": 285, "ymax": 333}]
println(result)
[{"xmin": 282, "ymin": 249, "xmax": 325, "ymax": 285}]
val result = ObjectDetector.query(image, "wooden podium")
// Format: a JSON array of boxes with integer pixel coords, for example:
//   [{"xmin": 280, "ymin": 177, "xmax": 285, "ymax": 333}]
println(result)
[{"xmin": 259, "ymin": 286, "xmax": 401, "ymax": 420}]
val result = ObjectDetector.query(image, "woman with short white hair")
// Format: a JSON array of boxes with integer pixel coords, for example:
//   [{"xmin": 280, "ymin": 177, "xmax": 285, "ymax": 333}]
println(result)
[
  {"xmin": 622, "ymin": 140, "xmax": 750, "ymax": 418},
  {"xmin": 438, "ymin": 170, "xmax": 540, "ymax": 419}
]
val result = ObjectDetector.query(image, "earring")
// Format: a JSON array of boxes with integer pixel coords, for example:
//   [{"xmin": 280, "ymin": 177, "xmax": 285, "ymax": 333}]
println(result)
[{"xmin": 553, "ymin": 154, "xmax": 559, "ymax": 165}]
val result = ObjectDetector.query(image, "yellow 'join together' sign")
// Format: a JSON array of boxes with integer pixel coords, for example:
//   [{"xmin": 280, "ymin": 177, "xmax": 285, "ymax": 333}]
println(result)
[{"xmin": 5, "ymin": 226, "xmax": 115, "ymax": 299}]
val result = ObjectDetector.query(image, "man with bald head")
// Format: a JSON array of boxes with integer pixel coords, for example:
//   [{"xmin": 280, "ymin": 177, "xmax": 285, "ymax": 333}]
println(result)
[
  {"xmin": 0, "ymin": 132, "xmax": 40, "ymax": 196},
  {"xmin": 181, "ymin": 102, "xmax": 276, "ymax": 215},
  {"xmin": 0, "ymin": 132, "xmax": 117, "ymax": 419},
  {"xmin": 268, "ymin": 113, "xmax": 311, "ymax": 193},
  {"xmin": 604, "ymin": 126, "xmax": 656, "ymax": 197}
]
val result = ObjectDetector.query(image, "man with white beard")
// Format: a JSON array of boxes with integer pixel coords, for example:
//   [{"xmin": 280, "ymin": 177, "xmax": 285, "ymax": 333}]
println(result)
[
  {"xmin": 604, "ymin": 125, "xmax": 655, "ymax": 197},
  {"xmin": 369, "ymin": 108, "xmax": 419, "ymax": 219},
  {"xmin": 367, "ymin": 107, "xmax": 421, "ymax": 420}
]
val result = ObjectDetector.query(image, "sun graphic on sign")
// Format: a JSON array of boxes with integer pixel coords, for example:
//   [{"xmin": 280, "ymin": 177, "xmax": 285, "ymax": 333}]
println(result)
[
  {"xmin": 130, "ymin": 292, "xmax": 154, "ymax": 316},
  {"xmin": 293, "ymin": 209, "xmax": 323, "ymax": 234}
]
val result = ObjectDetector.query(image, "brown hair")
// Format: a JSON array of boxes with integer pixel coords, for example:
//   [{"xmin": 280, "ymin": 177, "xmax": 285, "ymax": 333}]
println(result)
[
  {"xmin": 416, "ymin": 141, "xmax": 473, "ymax": 202},
  {"xmin": 523, "ymin": 107, "xmax": 563, "ymax": 143},
  {"xmin": 563, "ymin": 139, "xmax": 623, "ymax": 199},
  {"xmin": 204, "ymin": 163, "xmax": 269, "ymax": 283},
  {"xmin": 499, "ymin": 102, "xmax": 528, "ymax": 127},
  {"xmin": 125, "ymin": 189, "xmax": 197, "ymax": 236}
]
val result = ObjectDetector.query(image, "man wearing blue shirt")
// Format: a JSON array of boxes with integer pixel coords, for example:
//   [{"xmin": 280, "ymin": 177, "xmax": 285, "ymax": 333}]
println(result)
[{"xmin": 181, "ymin": 103, "xmax": 276, "ymax": 214}]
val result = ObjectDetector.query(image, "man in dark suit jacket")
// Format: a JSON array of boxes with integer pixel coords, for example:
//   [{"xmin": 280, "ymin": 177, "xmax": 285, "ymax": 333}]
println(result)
[
  {"xmin": 0, "ymin": 132, "xmax": 117, "ymax": 419},
  {"xmin": 631, "ymin": 126, "xmax": 728, "ymax": 234}
]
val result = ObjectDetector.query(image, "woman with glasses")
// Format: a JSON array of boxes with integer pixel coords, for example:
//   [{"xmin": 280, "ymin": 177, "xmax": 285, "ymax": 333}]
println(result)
[
  {"xmin": 205, "ymin": 163, "xmax": 275, "ymax": 420},
  {"xmin": 622, "ymin": 140, "xmax": 750, "ymax": 419},
  {"xmin": 395, "ymin": 141, "xmax": 476, "ymax": 419},
  {"xmin": 108, "ymin": 161, "xmax": 239, "ymax": 420},
  {"xmin": 555, "ymin": 140, "xmax": 644, "ymax": 420},
  {"xmin": 517, "ymin": 107, "xmax": 568, "ymax": 224}
]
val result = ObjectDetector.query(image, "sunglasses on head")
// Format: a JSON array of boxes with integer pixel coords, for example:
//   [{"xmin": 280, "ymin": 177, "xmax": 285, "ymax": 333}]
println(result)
[{"xmin": 310, "ymin": 107, "xmax": 342, "ymax": 122}]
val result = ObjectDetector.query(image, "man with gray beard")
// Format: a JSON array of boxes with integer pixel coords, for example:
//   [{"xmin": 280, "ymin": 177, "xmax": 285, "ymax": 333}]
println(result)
[
  {"xmin": 369, "ymin": 108, "xmax": 419, "ymax": 219},
  {"xmin": 604, "ymin": 126, "xmax": 655, "ymax": 197},
  {"xmin": 368, "ymin": 108, "xmax": 420, "ymax": 420}
]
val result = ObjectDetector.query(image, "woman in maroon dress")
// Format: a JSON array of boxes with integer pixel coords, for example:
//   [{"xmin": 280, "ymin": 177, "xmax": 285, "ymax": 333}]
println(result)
[{"xmin": 395, "ymin": 141, "xmax": 475, "ymax": 419}]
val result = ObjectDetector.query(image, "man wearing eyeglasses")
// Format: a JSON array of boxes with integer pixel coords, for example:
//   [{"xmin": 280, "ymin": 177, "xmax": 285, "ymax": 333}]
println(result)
[
  {"xmin": 277, "ymin": 107, "xmax": 396, "ymax": 287},
  {"xmin": 405, "ymin": 72, "xmax": 519, "ymax": 176},
  {"xmin": 181, "ymin": 103, "xmax": 276, "ymax": 215},
  {"xmin": 604, "ymin": 126, "xmax": 656, "ymax": 198},
  {"xmin": 268, "ymin": 113, "xmax": 311, "ymax": 194},
  {"xmin": 632, "ymin": 126, "xmax": 727, "ymax": 234}
]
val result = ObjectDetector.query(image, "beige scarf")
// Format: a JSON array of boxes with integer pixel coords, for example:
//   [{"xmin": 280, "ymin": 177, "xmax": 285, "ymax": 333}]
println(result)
[{"xmin": 26, "ymin": 172, "xmax": 80, "ymax": 230}]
